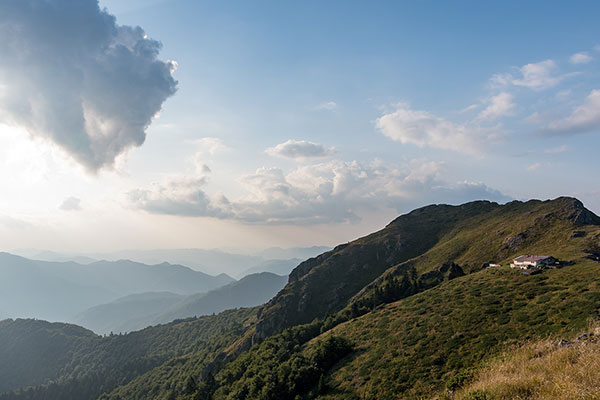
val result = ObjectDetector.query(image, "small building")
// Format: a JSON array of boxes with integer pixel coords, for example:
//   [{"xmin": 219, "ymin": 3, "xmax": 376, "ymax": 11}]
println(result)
[
  {"xmin": 510, "ymin": 255, "xmax": 557, "ymax": 270},
  {"xmin": 483, "ymin": 262, "xmax": 501, "ymax": 269}
]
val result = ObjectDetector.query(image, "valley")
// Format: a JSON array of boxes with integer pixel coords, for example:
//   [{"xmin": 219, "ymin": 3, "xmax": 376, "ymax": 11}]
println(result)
[{"xmin": 1, "ymin": 197, "xmax": 599, "ymax": 399}]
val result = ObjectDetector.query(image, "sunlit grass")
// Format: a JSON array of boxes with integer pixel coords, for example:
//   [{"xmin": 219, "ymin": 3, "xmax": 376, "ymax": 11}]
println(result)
[{"xmin": 455, "ymin": 322, "xmax": 600, "ymax": 400}]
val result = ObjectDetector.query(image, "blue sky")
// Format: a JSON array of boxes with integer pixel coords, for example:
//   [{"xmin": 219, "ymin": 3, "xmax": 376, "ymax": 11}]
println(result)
[{"xmin": 0, "ymin": 0, "xmax": 599, "ymax": 252}]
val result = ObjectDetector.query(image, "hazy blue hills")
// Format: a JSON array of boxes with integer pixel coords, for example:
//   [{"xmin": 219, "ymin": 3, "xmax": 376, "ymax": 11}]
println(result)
[
  {"xmin": 4, "ymin": 198, "xmax": 600, "ymax": 399},
  {"xmin": 0, "ymin": 252, "xmax": 234, "ymax": 322},
  {"xmin": 72, "ymin": 292, "xmax": 186, "ymax": 335},
  {"xmin": 236, "ymin": 258, "xmax": 302, "ymax": 278},
  {"xmin": 255, "ymin": 246, "xmax": 331, "ymax": 261},
  {"xmin": 150, "ymin": 272, "xmax": 287, "ymax": 326},
  {"xmin": 15, "ymin": 246, "xmax": 330, "ymax": 277},
  {"xmin": 74, "ymin": 272, "xmax": 288, "ymax": 334},
  {"xmin": 0, "ymin": 253, "xmax": 117, "ymax": 322}
]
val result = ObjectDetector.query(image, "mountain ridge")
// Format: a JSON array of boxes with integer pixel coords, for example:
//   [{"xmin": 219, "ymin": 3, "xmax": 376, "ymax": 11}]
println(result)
[
  {"xmin": 2, "ymin": 197, "xmax": 600, "ymax": 400},
  {"xmin": 252, "ymin": 197, "xmax": 600, "ymax": 343},
  {"xmin": 74, "ymin": 272, "xmax": 287, "ymax": 334},
  {"xmin": 0, "ymin": 253, "xmax": 235, "ymax": 322}
]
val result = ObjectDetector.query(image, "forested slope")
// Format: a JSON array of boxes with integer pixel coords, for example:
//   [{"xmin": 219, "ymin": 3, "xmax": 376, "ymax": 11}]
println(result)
[{"xmin": 3, "ymin": 197, "xmax": 600, "ymax": 400}]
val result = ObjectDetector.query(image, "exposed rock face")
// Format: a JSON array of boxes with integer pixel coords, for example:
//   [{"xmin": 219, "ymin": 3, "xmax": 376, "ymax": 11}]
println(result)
[
  {"xmin": 501, "ymin": 233, "xmax": 526, "ymax": 251},
  {"xmin": 567, "ymin": 199, "xmax": 600, "ymax": 225}
]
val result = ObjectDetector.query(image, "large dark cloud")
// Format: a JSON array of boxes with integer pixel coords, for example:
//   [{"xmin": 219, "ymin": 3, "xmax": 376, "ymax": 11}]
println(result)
[{"xmin": 0, "ymin": 0, "xmax": 177, "ymax": 171}]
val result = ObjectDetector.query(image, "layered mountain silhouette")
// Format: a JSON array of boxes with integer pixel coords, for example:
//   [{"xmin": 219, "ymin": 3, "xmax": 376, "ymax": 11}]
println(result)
[
  {"xmin": 0, "ymin": 253, "xmax": 234, "ymax": 322},
  {"xmin": 1, "ymin": 197, "xmax": 600, "ymax": 400},
  {"xmin": 74, "ymin": 272, "xmax": 288, "ymax": 334}
]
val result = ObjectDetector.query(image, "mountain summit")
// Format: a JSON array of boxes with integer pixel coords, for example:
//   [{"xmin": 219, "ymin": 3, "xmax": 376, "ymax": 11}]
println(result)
[
  {"xmin": 2, "ymin": 197, "xmax": 600, "ymax": 400},
  {"xmin": 253, "ymin": 197, "xmax": 600, "ymax": 341}
]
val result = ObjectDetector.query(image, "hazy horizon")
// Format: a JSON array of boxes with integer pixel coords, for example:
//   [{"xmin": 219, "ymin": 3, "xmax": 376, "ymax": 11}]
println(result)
[{"xmin": 1, "ymin": 0, "xmax": 599, "ymax": 253}]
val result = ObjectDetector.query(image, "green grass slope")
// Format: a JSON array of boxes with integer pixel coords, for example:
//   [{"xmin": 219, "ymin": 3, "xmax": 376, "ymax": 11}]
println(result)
[
  {"xmin": 254, "ymin": 197, "xmax": 600, "ymax": 342},
  {"xmin": 4, "ymin": 197, "xmax": 600, "ymax": 400},
  {"xmin": 317, "ymin": 261, "xmax": 600, "ymax": 399},
  {"xmin": 254, "ymin": 200, "xmax": 502, "ymax": 341},
  {"xmin": 120, "ymin": 261, "xmax": 600, "ymax": 400},
  {"xmin": 453, "ymin": 322, "xmax": 600, "ymax": 400}
]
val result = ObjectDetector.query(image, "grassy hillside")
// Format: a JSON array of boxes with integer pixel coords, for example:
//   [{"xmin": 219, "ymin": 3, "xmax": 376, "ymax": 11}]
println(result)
[
  {"xmin": 254, "ymin": 197, "xmax": 600, "ymax": 341},
  {"xmin": 454, "ymin": 323, "xmax": 600, "ymax": 400},
  {"xmin": 3, "ymin": 197, "xmax": 600, "ymax": 400},
  {"xmin": 318, "ymin": 262, "xmax": 600, "ymax": 399},
  {"xmin": 111, "ymin": 261, "xmax": 600, "ymax": 400},
  {"xmin": 254, "ymin": 200, "xmax": 501, "ymax": 341}
]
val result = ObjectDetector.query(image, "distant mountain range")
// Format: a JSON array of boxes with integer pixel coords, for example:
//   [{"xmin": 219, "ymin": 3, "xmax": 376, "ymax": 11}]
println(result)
[
  {"xmin": 74, "ymin": 272, "xmax": 288, "ymax": 334},
  {"xmin": 4, "ymin": 198, "xmax": 599, "ymax": 399},
  {"xmin": 14, "ymin": 246, "xmax": 330, "ymax": 276},
  {"xmin": 236, "ymin": 258, "xmax": 302, "ymax": 278},
  {"xmin": 0, "ymin": 252, "xmax": 234, "ymax": 322}
]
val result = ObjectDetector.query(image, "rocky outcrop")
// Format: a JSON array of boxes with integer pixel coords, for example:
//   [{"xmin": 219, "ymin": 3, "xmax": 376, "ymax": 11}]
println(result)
[{"xmin": 567, "ymin": 198, "xmax": 600, "ymax": 225}]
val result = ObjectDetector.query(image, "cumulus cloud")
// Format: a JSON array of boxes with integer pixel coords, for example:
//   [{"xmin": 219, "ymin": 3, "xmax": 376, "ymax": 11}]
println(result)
[
  {"xmin": 0, "ymin": 0, "xmax": 177, "ymax": 171},
  {"xmin": 570, "ymin": 52, "xmax": 593, "ymax": 65},
  {"xmin": 375, "ymin": 104, "xmax": 502, "ymax": 154},
  {"xmin": 545, "ymin": 89, "xmax": 600, "ymax": 135},
  {"xmin": 59, "ymin": 196, "xmax": 82, "ymax": 211},
  {"xmin": 491, "ymin": 60, "xmax": 562, "ymax": 90},
  {"xmin": 265, "ymin": 140, "xmax": 336, "ymax": 160},
  {"xmin": 128, "ymin": 159, "xmax": 510, "ymax": 224},
  {"xmin": 477, "ymin": 92, "xmax": 516, "ymax": 120},
  {"xmin": 316, "ymin": 101, "xmax": 338, "ymax": 110},
  {"xmin": 128, "ymin": 177, "xmax": 230, "ymax": 218}
]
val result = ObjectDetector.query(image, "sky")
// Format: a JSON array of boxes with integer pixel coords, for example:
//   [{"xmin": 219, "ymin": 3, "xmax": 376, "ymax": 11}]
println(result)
[{"xmin": 0, "ymin": 0, "xmax": 599, "ymax": 253}]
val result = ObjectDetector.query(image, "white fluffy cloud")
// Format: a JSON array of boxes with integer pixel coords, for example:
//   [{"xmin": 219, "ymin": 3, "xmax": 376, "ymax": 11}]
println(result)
[
  {"xmin": 265, "ymin": 140, "xmax": 336, "ymax": 160},
  {"xmin": 375, "ymin": 104, "xmax": 501, "ymax": 154},
  {"xmin": 478, "ymin": 92, "xmax": 516, "ymax": 120},
  {"xmin": 127, "ymin": 175, "xmax": 232, "ymax": 218},
  {"xmin": 545, "ymin": 89, "xmax": 600, "ymax": 135},
  {"xmin": 128, "ymin": 159, "xmax": 510, "ymax": 224},
  {"xmin": 570, "ymin": 52, "xmax": 593, "ymax": 65},
  {"xmin": 0, "ymin": 0, "xmax": 177, "ymax": 171},
  {"xmin": 491, "ymin": 60, "xmax": 562, "ymax": 90}
]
